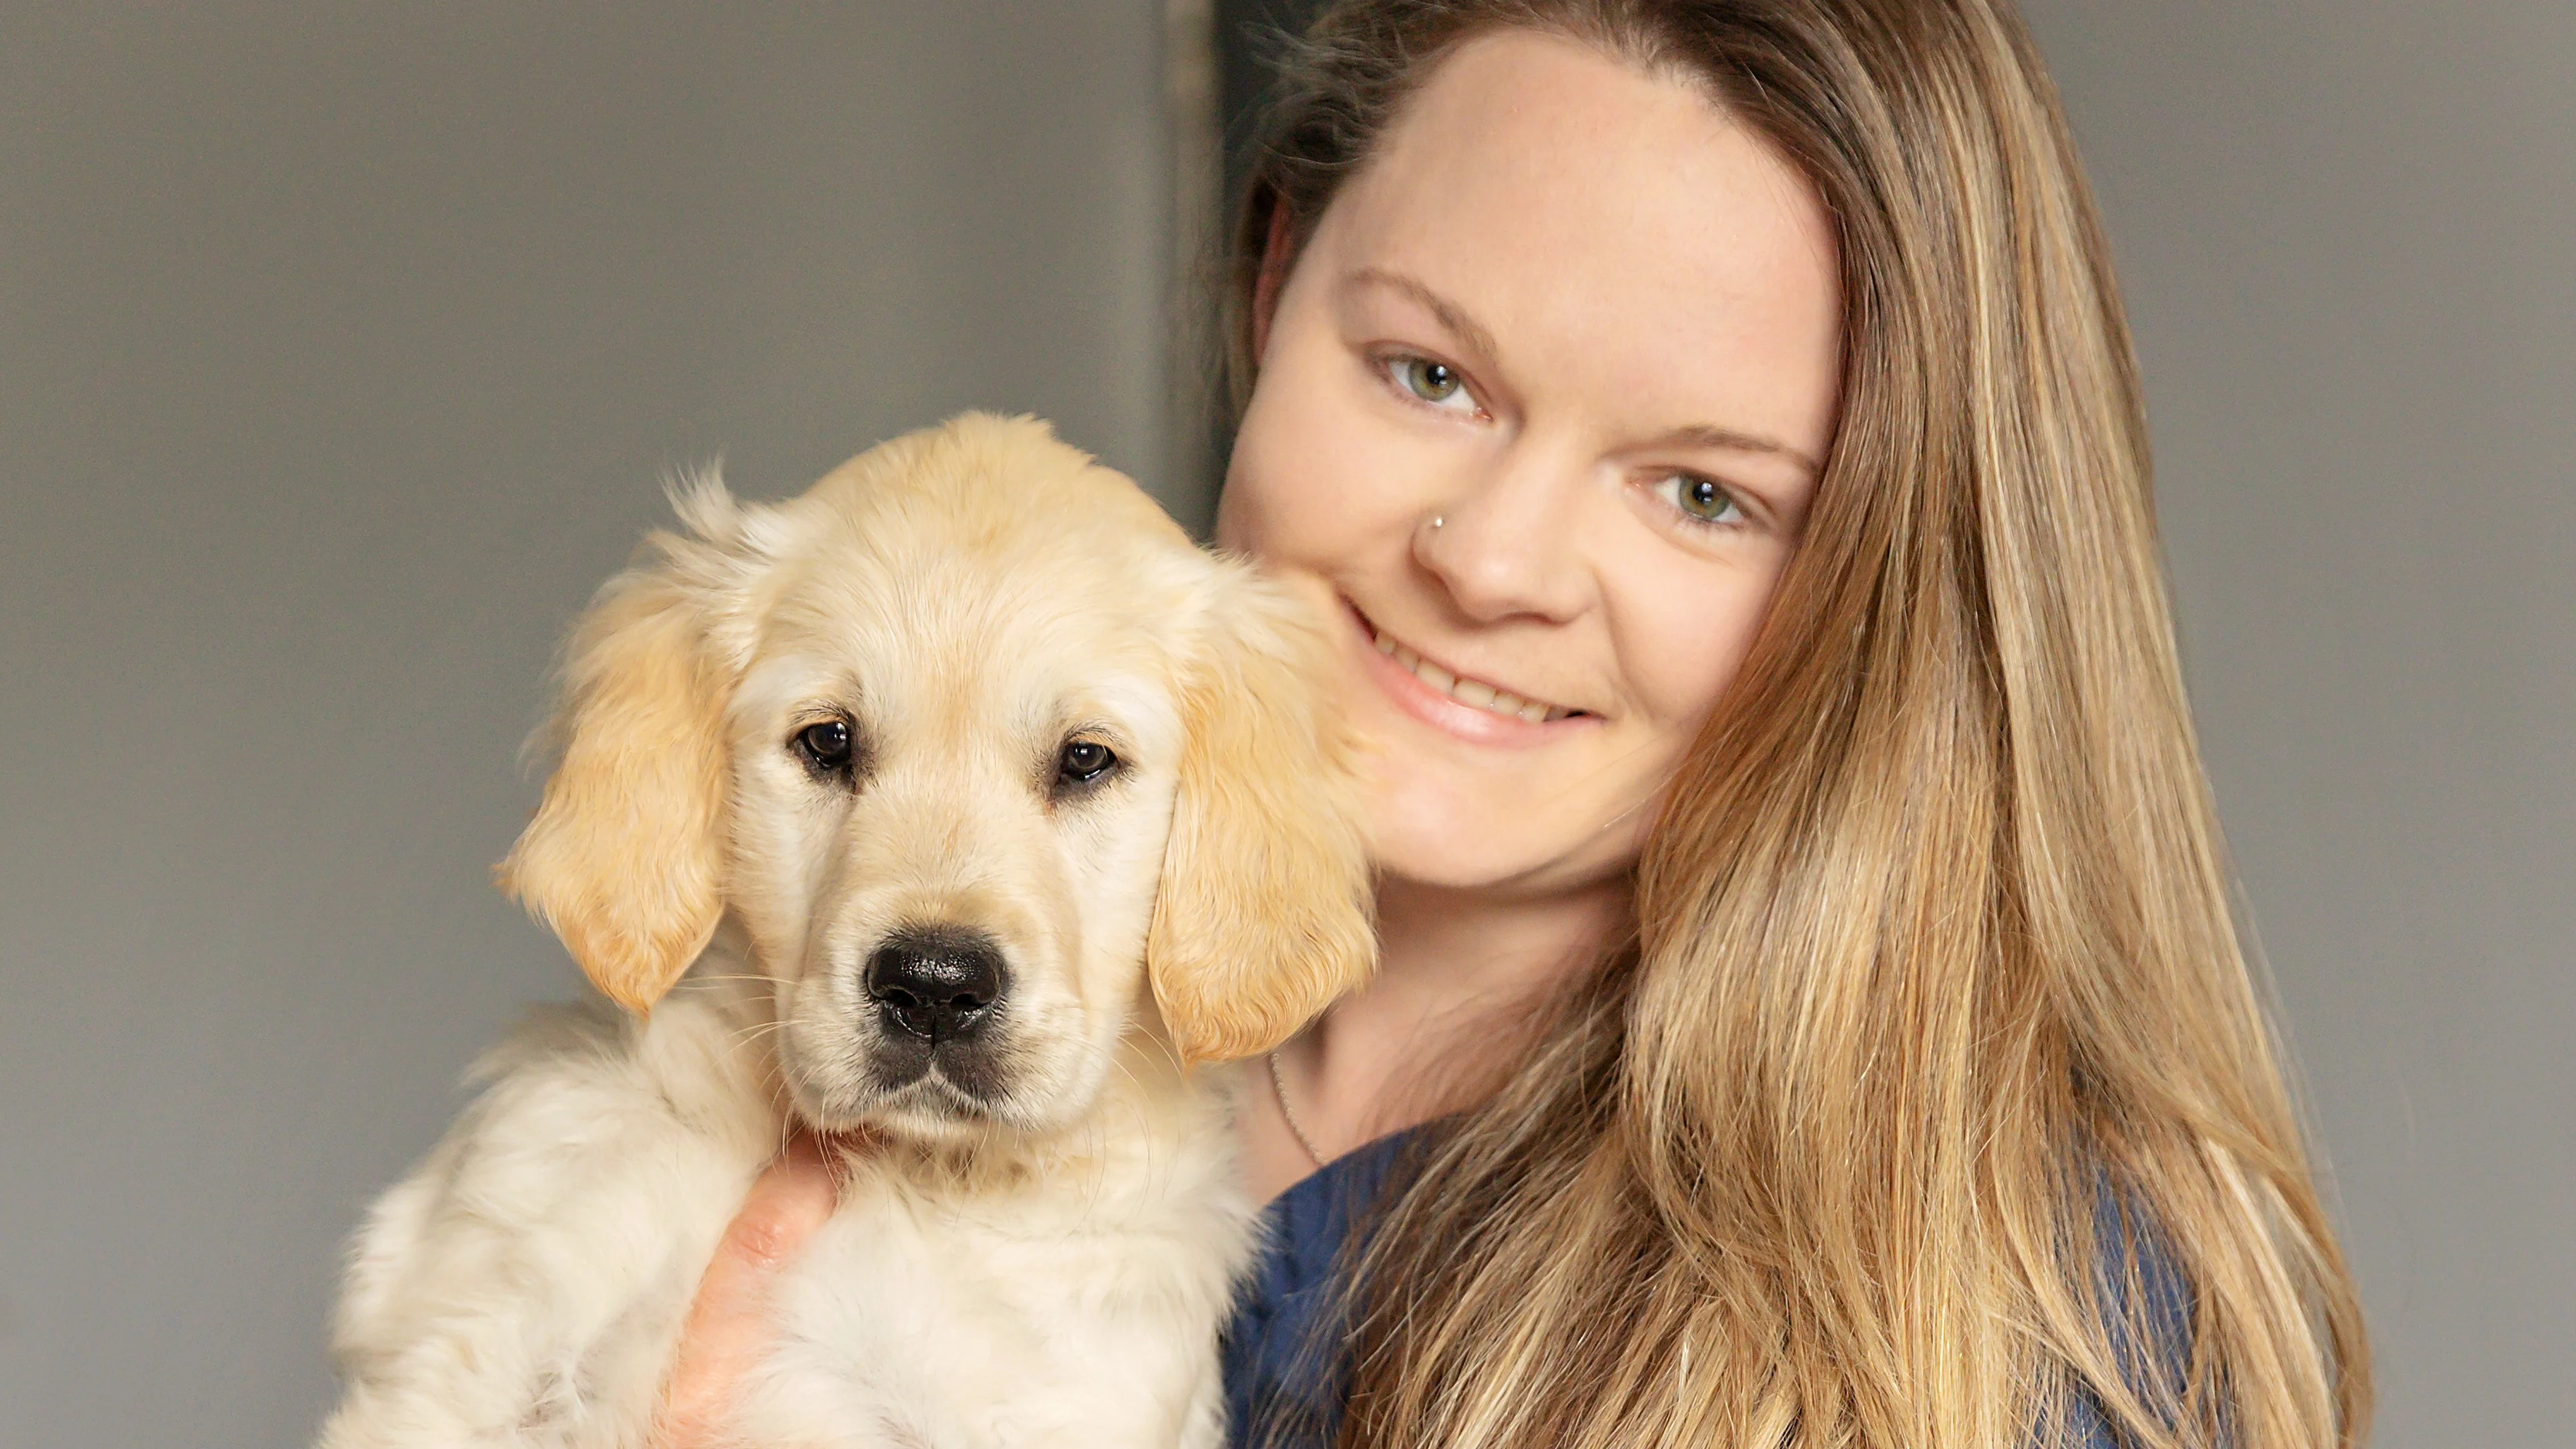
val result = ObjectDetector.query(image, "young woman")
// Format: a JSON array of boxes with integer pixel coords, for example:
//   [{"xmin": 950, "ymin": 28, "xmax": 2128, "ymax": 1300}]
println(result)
[{"xmin": 662, "ymin": 3, "xmax": 2371, "ymax": 1447}]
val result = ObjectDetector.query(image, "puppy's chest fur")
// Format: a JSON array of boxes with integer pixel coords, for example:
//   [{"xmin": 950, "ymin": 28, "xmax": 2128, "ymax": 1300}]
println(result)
[{"xmin": 320, "ymin": 982, "xmax": 1258, "ymax": 1449}]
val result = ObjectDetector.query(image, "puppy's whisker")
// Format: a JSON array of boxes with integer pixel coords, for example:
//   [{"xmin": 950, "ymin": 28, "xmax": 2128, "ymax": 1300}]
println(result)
[
  {"xmin": 1136, "ymin": 1032, "xmax": 1187, "ymax": 1080},
  {"xmin": 1097, "ymin": 1043, "xmax": 1140, "ymax": 1087},
  {"xmin": 724, "ymin": 1019, "xmax": 789, "ymax": 1048},
  {"xmin": 1092, "ymin": 1066, "xmax": 1160, "ymax": 1220}
]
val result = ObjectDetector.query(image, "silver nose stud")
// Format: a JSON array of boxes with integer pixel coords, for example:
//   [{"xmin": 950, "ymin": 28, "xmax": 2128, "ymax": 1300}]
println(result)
[{"xmin": 1431, "ymin": 515, "xmax": 1445, "ymax": 530}]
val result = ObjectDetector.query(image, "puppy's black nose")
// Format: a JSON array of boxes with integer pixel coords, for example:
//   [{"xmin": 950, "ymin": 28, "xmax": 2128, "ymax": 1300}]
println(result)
[{"xmin": 864, "ymin": 926, "xmax": 1006, "ymax": 1044}]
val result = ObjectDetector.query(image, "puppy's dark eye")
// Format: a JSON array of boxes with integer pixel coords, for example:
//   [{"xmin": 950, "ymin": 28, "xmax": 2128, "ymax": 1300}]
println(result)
[
  {"xmin": 792, "ymin": 719, "xmax": 854, "ymax": 777},
  {"xmin": 1056, "ymin": 739, "xmax": 1118, "ymax": 787}
]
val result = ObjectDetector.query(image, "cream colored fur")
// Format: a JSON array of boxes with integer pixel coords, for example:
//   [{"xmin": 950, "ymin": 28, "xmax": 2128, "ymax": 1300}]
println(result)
[{"xmin": 318, "ymin": 414, "xmax": 1373, "ymax": 1448}]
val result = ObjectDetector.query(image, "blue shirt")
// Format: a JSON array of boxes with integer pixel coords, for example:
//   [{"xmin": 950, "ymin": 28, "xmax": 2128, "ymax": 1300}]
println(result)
[{"xmin": 1220, "ymin": 1133, "xmax": 2192, "ymax": 1449}]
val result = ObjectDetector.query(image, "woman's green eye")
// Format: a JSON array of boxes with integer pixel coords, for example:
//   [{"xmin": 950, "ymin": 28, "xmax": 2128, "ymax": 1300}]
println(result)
[
  {"xmin": 1664, "ymin": 473, "xmax": 1744, "ymax": 526},
  {"xmin": 1393, "ymin": 356, "xmax": 1466, "ymax": 406}
]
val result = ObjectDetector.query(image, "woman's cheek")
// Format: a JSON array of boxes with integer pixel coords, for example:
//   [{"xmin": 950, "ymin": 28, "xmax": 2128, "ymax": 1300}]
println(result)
[
  {"xmin": 1227, "ymin": 374, "xmax": 1408, "ymax": 568},
  {"xmin": 1217, "ymin": 362, "xmax": 1333, "ymax": 558},
  {"xmin": 1623, "ymin": 558, "xmax": 1786, "ymax": 737}
]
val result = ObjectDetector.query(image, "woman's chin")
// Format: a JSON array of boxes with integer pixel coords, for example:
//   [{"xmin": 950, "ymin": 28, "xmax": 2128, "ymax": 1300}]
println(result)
[{"xmin": 1368, "ymin": 807, "xmax": 1640, "ymax": 900}]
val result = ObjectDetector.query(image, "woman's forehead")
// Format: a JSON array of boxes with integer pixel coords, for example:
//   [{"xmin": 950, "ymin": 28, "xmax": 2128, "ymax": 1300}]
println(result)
[{"xmin": 1306, "ymin": 29, "xmax": 1842, "ymax": 462}]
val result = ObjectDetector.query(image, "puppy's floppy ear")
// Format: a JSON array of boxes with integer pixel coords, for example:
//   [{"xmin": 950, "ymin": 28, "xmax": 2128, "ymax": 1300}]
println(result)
[
  {"xmin": 1149, "ymin": 567, "xmax": 1375, "ymax": 1066},
  {"xmin": 499, "ymin": 492, "xmax": 748, "ymax": 1014}
]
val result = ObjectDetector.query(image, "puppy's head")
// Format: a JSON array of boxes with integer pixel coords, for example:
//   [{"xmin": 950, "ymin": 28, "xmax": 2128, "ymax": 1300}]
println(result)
[{"xmin": 499, "ymin": 414, "xmax": 1373, "ymax": 1140}]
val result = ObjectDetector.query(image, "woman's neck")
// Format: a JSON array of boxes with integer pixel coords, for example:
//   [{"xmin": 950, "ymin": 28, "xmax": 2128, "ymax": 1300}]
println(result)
[{"xmin": 1294, "ymin": 871, "xmax": 1630, "ymax": 1150}]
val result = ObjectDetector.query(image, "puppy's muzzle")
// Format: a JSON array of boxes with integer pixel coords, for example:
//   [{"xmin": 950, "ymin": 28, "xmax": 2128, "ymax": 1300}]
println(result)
[{"xmin": 865, "ymin": 924, "xmax": 1007, "ymax": 1046}]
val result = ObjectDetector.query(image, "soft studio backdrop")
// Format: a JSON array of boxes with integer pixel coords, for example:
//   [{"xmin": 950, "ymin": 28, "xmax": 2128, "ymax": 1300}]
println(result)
[
  {"xmin": 2015, "ymin": 6, "xmax": 2575, "ymax": 1445},
  {"xmin": 2, "ymin": 4, "xmax": 2568, "ymax": 1445}
]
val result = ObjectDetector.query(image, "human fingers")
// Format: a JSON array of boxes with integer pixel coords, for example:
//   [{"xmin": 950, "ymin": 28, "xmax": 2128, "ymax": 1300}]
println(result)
[{"xmin": 655, "ymin": 1131, "xmax": 840, "ymax": 1446}]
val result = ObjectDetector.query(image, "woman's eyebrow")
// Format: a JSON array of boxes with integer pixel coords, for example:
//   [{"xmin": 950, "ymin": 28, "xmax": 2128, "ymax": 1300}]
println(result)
[
  {"xmin": 1642, "ymin": 422, "xmax": 1820, "ymax": 478},
  {"xmin": 1345, "ymin": 266, "xmax": 1505, "ymax": 369}
]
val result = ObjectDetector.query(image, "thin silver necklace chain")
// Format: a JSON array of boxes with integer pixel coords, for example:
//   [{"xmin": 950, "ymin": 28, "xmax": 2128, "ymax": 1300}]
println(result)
[{"xmin": 1266, "ymin": 1047, "xmax": 1328, "ymax": 1168}]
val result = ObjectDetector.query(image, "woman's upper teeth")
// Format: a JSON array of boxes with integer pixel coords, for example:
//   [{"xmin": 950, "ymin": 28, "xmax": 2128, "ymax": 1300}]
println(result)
[{"xmin": 1373, "ymin": 628, "xmax": 1573, "ymax": 723}]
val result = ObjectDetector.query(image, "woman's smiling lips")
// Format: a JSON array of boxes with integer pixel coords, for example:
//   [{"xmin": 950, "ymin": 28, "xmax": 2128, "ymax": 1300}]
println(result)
[{"xmin": 1342, "ymin": 600, "xmax": 1593, "ymax": 746}]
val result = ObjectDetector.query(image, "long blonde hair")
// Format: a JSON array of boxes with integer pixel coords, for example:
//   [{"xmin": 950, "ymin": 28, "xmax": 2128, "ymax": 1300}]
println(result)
[{"xmin": 1222, "ymin": 3, "xmax": 2371, "ymax": 1447}]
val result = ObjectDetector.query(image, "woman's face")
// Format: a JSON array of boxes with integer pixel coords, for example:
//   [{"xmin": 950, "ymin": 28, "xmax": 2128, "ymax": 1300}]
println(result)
[{"xmin": 1218, "ymin": 31, "xmax": 1843, "ymax": 899}]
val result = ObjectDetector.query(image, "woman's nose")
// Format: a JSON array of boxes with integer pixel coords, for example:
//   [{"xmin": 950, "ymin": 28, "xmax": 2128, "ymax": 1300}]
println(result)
[{"xmin": 1412, "ymin": 441, "xmax": 1594, "ymax": 626}]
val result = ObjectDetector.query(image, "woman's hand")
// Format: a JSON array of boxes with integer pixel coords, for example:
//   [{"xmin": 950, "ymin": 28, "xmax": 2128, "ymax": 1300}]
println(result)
[{"xmin": 655, "ymin": 1131, "xmax": 842, "ymax": 1447}]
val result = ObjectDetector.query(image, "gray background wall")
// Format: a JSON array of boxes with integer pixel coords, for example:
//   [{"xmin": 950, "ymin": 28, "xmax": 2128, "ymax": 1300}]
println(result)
[
  {"xmin": 1, "ymin": 3, "xmax": 2567, "ymax": 1446},
  {"xmin": 2017, "ymin": 5, "xmax": 2575, "ymax": 1444}
]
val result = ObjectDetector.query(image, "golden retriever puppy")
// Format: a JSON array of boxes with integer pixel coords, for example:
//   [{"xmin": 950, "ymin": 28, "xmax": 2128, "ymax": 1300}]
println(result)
[{"xmin": 318, "ymin": 414, "xmax": 1373, "ymax": 1448}]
